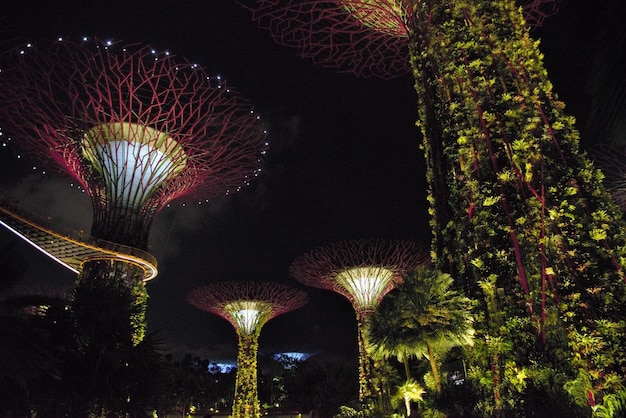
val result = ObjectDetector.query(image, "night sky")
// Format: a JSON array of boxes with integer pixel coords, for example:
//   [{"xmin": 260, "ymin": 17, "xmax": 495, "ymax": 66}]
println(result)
[{"xmin": 0, "ymin": 0, "xmax": 607, "ymax": 363}]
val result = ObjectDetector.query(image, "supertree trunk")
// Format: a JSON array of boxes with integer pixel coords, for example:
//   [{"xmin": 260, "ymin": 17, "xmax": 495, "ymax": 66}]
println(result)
[
  {"xmin": 187, "ymin": 282, "xmax": 307, "ymax": 417},
  {"xmin": 409, "ymin": 0, "xmax": 626, "ymax": 410},
  {"xmin": 73, "ymin": 260, "xmax": 148, "ymax": 347},
  {"xmin": 233, "ymin": 332, "xmax": 261, "ymax": 418},
  {"xmin": 90, "ymin": 204, "xmax": 155, "ymax": 251},
  {"xmin": 356, "ymin": 313, "xmax": 378, "ymax": 410}
]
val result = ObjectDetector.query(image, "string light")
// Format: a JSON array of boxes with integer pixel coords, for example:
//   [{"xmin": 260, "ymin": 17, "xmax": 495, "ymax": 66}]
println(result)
[{"xmin": 1, "ymin": 37, "xmax": 269, "ymax": 214}]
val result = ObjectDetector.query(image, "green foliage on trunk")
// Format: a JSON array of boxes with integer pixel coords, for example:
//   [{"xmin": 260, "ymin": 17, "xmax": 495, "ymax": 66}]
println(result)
[
  {"xmin": 233, "ymin": 331, "xmax": 262, "ymax": 418},
  {"xmin": 73, "ymin": 259, "xmax": 148, "ymax": 348},
  {"xmin": 408, "ymin": 0, "xmax": 626, "ymax": 414}
]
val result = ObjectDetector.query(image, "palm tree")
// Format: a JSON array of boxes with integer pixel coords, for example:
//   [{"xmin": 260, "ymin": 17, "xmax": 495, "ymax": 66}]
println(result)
[
  {"xmin": 367, "ymin": 268, "xmax": 474, "ymax": 393},
  {"xmin": 393, "ymin": 379, "xmax": 425, "ymax": 417}
]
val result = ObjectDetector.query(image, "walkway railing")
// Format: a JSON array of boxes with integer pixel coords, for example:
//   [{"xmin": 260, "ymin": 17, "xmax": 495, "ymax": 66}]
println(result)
[{"xmin": 0, "ymin": 198, "xmax": 158, "ymax": 281}]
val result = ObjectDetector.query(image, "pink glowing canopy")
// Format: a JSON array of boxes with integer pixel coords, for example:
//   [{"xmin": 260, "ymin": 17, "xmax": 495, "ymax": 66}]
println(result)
[
  {"xmin": 187, "ymin": 281, "xmax": 308, "ymax": 335},
  {"xmin": 290, "ymin": 239, "xmax": 430, "ymax": 314},
  {"xmin": 247, "ymin": 0, "xmax": 560, "ymax": 79},
  {"xmin": 0, "ymin": 38, "xmax": 268, "ymax": 211}
]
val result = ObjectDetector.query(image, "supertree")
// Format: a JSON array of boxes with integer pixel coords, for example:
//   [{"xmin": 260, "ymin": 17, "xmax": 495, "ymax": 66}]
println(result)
[
  {"xmin": 248, "ymin": 1, "xmax": 626, "ymax": 413},
  {"xmin": 0, "ymin": 37, "xmax": 267, "ymax": 342},
  {"xmin": 289, "ymin": 239, "xmax": 429, "ymax": 409},
  {"xmin": 0, "ymin": 37, "xmax": 267, "ymax": 414},
  {"xmin": 187, "ymin": 281, "xmax": 307, "ymax": 418}
]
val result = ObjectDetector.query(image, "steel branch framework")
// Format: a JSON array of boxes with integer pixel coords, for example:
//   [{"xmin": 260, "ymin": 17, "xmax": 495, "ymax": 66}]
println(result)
[
  {"xmin": 0, "ymin": 38, "xmax": 268, "ymax": 250},
  {"xmin": 187, "ymin": 281, "xmax": 307, "ymax": 418},
  {"xmin": 290, "ymin": 239, "xmax": 429, "ymax": 316},
  {"xmin": 187, "ymin": 281, "xmax": 308, "ymax": 333},
  {"xmin": 522, "ymin": 0, "xmax": 561, "ymax": 28},
  {"xmin": 247, "ymin": 0, "xmax": 560, "ymax": 79}
]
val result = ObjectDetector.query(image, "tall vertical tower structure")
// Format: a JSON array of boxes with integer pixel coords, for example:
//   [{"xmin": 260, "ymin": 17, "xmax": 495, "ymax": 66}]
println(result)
[
  {"xmin": 187, "ymin": 281, "xmax": 307, "ymax": 418},
  {"xmin": 0, "ymin": 38, "xmax": 268, "ymax": 345},
  {"xmin": 247, "ymin": 0, "xmax": 626, "ymax": 413},
  {"xmin": 290, "ymin": 239, "xmax": 428, "ymax": 408}
]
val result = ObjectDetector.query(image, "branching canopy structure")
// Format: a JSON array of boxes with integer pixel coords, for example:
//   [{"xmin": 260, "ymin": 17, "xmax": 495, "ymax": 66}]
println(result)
[
  {"xmin": 0, "ymin": 38, "xmax": 268, "ymax": 250},
  {"xmin": 187, "ymin": 281, "xmax": 307, "ymax": 418},
  {"xmin": 290, "ymin": 239, "xmax": 429, "ymax": 405},
  {"xmin": 247, "ymin": 0, "xmax": 559, "ymax": 80}
]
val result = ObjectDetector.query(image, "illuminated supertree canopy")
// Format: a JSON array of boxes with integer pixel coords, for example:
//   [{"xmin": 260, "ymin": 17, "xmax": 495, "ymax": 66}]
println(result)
[
  {"xmin": 247, "ymin": 0, "xmax": 560, "ymax": 80},
  {"xmin": 290, "ymin": 239, "xmax": 429, "ymax": 405},
  {"xmin": 0, "ymin": 38, "xmax": 268, "ymax": 250},
  {"xmin": 248, "ymin": 0, "xmax": 626, "ymax": 413},
  {"xmin": 187, "ymin": 281, "xmax": 307, "ymax": 418}
]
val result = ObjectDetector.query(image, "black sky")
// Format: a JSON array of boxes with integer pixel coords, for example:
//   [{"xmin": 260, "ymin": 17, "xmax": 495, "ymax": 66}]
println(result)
[{"xmin": 0, "ymin": 0, "xmax": 606, "ymax": 362}]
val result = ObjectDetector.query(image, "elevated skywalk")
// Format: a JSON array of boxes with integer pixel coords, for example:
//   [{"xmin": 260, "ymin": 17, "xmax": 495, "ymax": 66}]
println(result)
[{"xmin": 0, "ymin": 199, "xmax": 158, "ymax": 281}]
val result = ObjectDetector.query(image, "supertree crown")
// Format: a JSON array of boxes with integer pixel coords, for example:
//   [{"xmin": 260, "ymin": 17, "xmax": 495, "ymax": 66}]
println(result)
[
  {"xmin": 246, "ymin": 0, "xmax": 560, "ymax": 79},
  {"xmin": 290, "ymin": 239, "xmax": 430, "ymax": 314},
  {"xmin": 0, "ymin": 37, "xmax": 268, "ymax": 213},
  {"xmin": 521, "ymin": 0, "xmax": 561, "ymax": 28},
  {"xmin": 187, "ymin": 281, "xmax": 308, "ymax": 335}
]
